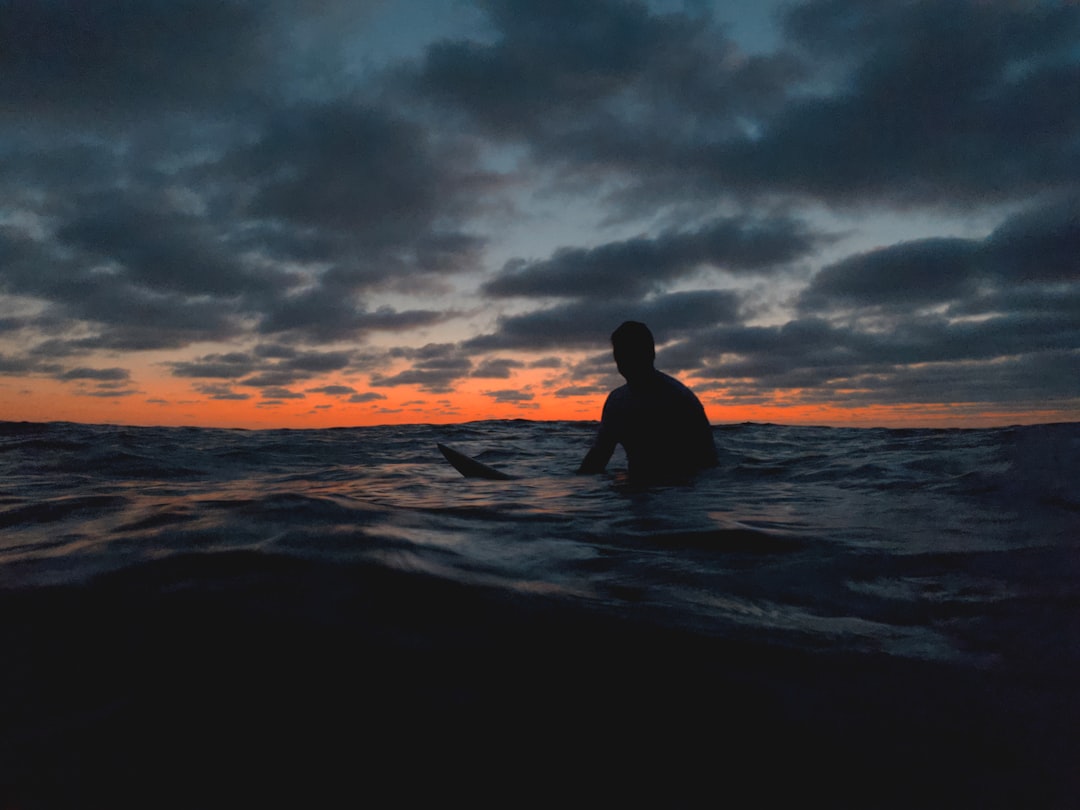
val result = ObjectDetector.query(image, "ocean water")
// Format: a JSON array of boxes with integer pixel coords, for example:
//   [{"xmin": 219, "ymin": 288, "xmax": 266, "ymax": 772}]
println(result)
[{"xmin": 1, "ymin": 419, "xmax": 1077, "ymax": 807}]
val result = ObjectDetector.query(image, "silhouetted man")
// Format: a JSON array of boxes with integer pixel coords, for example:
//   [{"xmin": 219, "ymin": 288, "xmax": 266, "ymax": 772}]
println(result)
[{"xmin": 578, "ymin": 321, "xmax": 717, "ymax": 481}]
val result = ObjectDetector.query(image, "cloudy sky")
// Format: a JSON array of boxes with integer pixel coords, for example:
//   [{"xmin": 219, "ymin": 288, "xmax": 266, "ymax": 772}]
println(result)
[{"xmin": 1, "ymin": 0, "xmax": 1078, "ymax": 428}]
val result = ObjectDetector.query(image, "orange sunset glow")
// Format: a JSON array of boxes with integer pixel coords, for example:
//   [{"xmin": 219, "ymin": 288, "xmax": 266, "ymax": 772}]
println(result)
[{"xmin": 3, "ymin": 360, "xmax": 1074, "ymax": 431}]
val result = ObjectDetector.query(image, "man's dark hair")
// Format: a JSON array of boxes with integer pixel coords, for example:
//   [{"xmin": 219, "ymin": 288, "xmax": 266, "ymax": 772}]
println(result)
[{"xmin": 611, "ymin": 321, "xmax": 655, "ymax": 361}]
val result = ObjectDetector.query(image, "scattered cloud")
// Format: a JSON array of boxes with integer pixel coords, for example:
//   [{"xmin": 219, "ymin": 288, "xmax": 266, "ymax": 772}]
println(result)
[
  {"xmin": 194, "ymin": 383, "xmax": 251, "ymax": 402},
  {"xmin": 370, "ymin": 343, "xmax": 473, "ymax": 393},
  {"xmin": 57, "ymin": 367, "xmax": 131, "ymax": 382},
  {"xmin": 472, "ymin": 358, "xmax": 524, "ymax": 378},
  {"xmin": 483, "ymin": 388, "xmax": 535, "ymax": 404},
  {"xmin": 349, "ymin": 392, "xmax": 387, "ymax": 404},
  {"xmin": 307, "ymin": 385, "xmax": 359, "ymax": 396}
]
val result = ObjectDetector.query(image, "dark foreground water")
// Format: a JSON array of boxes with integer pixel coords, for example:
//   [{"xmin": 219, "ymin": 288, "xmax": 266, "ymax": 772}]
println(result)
[{"xmin": 1, "ymin": 419, "xmax": 1078, "ymax": 807}]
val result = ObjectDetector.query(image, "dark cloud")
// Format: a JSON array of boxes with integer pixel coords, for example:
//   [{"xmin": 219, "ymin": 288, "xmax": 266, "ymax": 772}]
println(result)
[
  {"xmin": 1, "ymin": 218, "xmax": 249, "ymax": 351},
  {"xmin": 54, "ymin": 190, "xmax": 296, "ymax": 298},
  {"xmin": 168, "ymin": 348, "xmax": 359, "ymax": 393},
  {"xmin": 708, "ymin": 0, "xmax": 1080, "ymax": 205},
  {"xmin": 348, "ymin": 392, "xmax": 387, "ymax": 404},
  {"xmin": 484, "ymin": 215, "xmax": 821, "ymax": 299},
  {"xmin": 258, "ymin": 387, "xmax": 305, "ymax": 400},
  {"xmin": 472, "ymin": 358, "xmax": 524, "ymax": 378},
  {"xmin": 230, "ymin": 103, "xmax": 492, "ymax": 242},
  {"xmin": 983, "ymin": 197, "xmax": 1080, "ymax": 284},
  {"xmin": 0, "ymin": 0, "xmax": 270, "ymax": 119},
  {"xmin": 169, "ymin": 353, "xmax": 258, "ymax": 380},
  {"xmin": 1, "ymin": 148, "xmax": 462, "ymax": 352},
  {"xmin": 368, "ymin": 368, "xmax": 464, "ymax": 393},
  {"xmin": 56, "ymin": 367, "xmax": 129, "ymax": 384},
  {"xmin": 1, "ymin": 39, "xmax": 492, "ymax": 354},
  {"xmin": 554, "ymin": 384, "xmax": 605, "ymax": 398},
  {"xmin": 278, "ymin": 350, "xmax": 353, "ymax": 375},
  {"xmin": 81, "ymin": 388, "xmax": 140, "ymax": 399},
  {"xmin": 42, "ymin": 297, "xmax": 241, "ymax": 352},
  {"xmin": 193, "ymin": 383, "xmax": 251, "ymax": 401},
  {"xmin": 370, "ymin": 343, "xmax": 473, "ymax": 393},
  {"xmin": 467, "ymin": 289, "xmax": 743, "ymax": 351},
  {"xmin": 57, "ymin": 367, "xmax": 131, "ymax": 382},
  {"xmin": 239, "ymin": 372, "xmax": 307, "ymax": 388},
  {"xmin": 948, "ymin": 285, "xmax": 1080, "ymax": 322},
  {"xmin": 210, "ymin": 102, "xmax": 494, "ymax": 341},
  {"xmin": 798, "ymin": 238, "xmax": 981, "ymax": 313},
  {"xmin": 800, "ymin": 198, "xmax": 1080, "ymax": 316},
  {"xmin": 530, "ymin": 357, "xmax": 564, "ymax": 369},
  {"xmin": 414, "ymin": 0, "xmax": 797, "ymax": 149},
  {"xmin": 413, "ymin": 0, "xmax": 1079, "ymax": 210},
  {"xmin": 52, "ymin": 364, "xmax": 139, "ymax": 398},
  {"xmin": 253, "ymin": 343, "xmax": 300, "ymax": 360},
  {"xmin": 483, "ymin": 388, "xmax": 535, "ymax": 404},
  {"xmin": 194, "ymin": 106, "xmax": 492, "ymax": 346},
  {"xmin": 257, "ymin": 296, "xmax": 448, "ymax": 343},
  {"xmin": 0, "ymin": 315, "xmax": 32, "ymax": 334},
  {"xmin": 753, "ymin": 349, "xmax": 1080, "ymax": 411},
  {"xmin": 678, "ymin": 303, "xmax": 1080, "ymax": 407},
  {"xmin": 0, "ymin": 139, "xmax": 124, "ymax": 199},
  {"xmin": 0, "ymin": 354, "xmax": 56, "ymax": 375},
  {"xmin": 307, "ymin": 385, "xmax": 358, "ymax": 396}
]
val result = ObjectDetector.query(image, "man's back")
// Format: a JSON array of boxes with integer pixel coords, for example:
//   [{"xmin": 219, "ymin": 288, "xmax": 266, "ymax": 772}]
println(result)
[{"xmin": 590, "ymin": 370, "xmax": 717, "ymax": 480}]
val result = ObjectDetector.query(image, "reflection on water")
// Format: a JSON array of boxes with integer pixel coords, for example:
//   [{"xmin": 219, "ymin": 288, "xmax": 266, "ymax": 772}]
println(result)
[{"xmin": 1, "ymin": 419, "xmax": 1076, "ymax": 667}]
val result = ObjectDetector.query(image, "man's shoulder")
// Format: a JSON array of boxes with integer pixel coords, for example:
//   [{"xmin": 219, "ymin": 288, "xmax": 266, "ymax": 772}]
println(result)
[
  {"xmin": 656, "ymin": 371, "xmax": 701, "ymax": 401},
  {"xmin": 604, "ymin": 383, "xmax": 632, "ymax": 409},
  {"xmin": 655, "ymin": 370, "xmax": 688, "ymax": 389},
  {"xmin": 606, "ymin": 373, "xmax": 703, "ymax": 412}
]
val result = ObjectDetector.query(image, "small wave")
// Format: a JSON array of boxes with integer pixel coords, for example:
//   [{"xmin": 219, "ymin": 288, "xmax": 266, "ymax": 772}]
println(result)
[
  {"xmin": 648, "ymin": 527, "xmax": 802, "ymax": 553},
  {"xmin": 0, "ymin": 494, "xmax": 128, "ymax": 530},
  {"xmin": 112, "ymin": 507, "xmax": 200, "ymax": 534},
  {"xmin": 0, "ymin": 437, "xmax": 89, "ymax": 455}
]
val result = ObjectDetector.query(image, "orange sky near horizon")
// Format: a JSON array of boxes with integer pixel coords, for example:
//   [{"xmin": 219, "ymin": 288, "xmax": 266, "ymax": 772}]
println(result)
[{"xmin": 3, "ymin": 369, "xmax": 1075, "ymax": 431}]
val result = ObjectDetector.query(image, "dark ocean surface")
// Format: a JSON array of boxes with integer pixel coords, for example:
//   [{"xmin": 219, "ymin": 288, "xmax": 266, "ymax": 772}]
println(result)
[{"xmin": 2, "ymin": 419, "xmax": 1078, "ymax": 807}]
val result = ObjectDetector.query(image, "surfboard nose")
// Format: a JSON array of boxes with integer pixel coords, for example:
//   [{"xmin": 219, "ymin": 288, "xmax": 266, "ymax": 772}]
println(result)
[{"xmin": 437, "ymin": 443, "xmax": 516, "ymax": 480}]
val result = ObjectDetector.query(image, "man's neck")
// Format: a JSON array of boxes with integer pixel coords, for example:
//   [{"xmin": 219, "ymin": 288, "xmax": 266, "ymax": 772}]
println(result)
[{"xmin": 625, "ymin": 367, "xmax": 660, "ymax": 389}]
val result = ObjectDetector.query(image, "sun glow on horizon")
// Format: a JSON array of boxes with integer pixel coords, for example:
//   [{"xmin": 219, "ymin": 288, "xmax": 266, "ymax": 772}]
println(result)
[{"xmin": 2, "ymin": 367, "xmax": 1074, "ymax": 431}]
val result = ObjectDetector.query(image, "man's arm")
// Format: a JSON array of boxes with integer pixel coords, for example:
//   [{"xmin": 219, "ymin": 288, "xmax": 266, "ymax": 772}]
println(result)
[
  {"xmin": 696, "ymin": 406, "xmax": 718, "ymax": 468},
  {"xmin": 578, "ymin": 397, "xmax": 617, "ymax": 473},
  {"xmin": 577, "ymin": 438, "xmax": 615, "ymax": 474}
]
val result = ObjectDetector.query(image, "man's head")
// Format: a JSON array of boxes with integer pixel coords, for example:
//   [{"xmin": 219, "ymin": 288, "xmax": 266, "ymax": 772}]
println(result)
[{"xmin": 611, "ymin": 321, "xmax": 655, "ymax": 383}]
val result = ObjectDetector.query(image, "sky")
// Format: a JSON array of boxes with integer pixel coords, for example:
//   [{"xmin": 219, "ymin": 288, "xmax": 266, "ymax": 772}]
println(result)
[{"xmin": 1, "ymin": 0, "xmax": 1078, "ymax": 429}]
